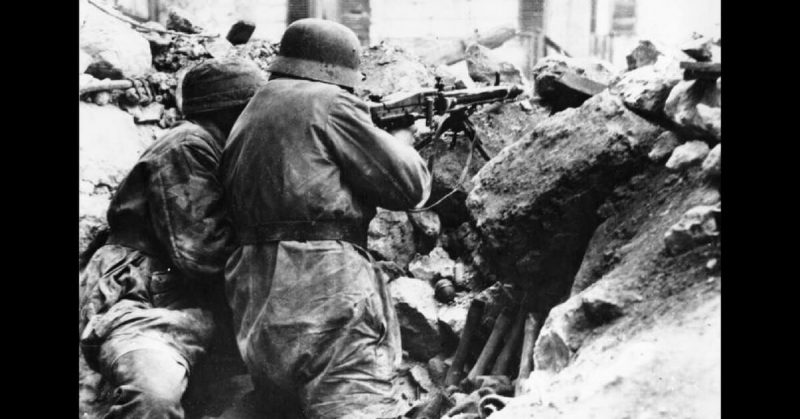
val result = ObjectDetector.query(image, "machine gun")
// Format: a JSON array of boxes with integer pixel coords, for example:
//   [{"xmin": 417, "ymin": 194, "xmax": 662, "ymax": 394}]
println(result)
[{"xmin": 369, "ymin": 77, "xmax": 525, "ymax": 161}]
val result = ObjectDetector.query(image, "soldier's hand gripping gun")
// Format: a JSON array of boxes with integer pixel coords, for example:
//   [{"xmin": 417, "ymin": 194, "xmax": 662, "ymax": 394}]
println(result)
[{"xmin": 369, "ymin": 77, "xmax": 525, "ymax": 161}]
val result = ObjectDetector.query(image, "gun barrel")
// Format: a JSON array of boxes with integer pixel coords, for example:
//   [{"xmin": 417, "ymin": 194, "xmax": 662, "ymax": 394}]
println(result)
[{"xmin": 447, "ymin": 85, "xmax": 523, "ymax": 107}]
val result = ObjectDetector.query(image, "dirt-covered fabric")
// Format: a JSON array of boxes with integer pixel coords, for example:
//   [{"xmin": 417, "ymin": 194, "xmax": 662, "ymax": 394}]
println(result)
[
  {"xmin": 79, "ymin": 121, "xmax": 233, "ymax": 378},
  {"xmin": 221, "ymin": 77, "xmax": 432, "ymax": 418}
]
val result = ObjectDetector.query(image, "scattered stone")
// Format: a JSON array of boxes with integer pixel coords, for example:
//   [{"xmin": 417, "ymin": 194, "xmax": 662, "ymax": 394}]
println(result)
[
  {"xmin": 695, "ymin": 103, "xmax": 721, "ymax": 140},
  {"xmin": 437, "ymin": 303, "xmax": 469, "ymax": 341},
  {"xmin": 79, "ymin": 0, "xmax": 152, "ymax": 78},
  {"xmin": 665, "ymin": 141, "xmax": 710, "ymax": 171},
  {"xmin": 534, "ymin": 282, "xmax": 636, "ymax": 373},
  {"xmin": 92, "ymin": 91, "xmax": 112, "ymax": 106},
  {"xmin": 427, "ymin": 355, "xmax": 450, "ymax": 387},
  {"xmin": 705, "ymin": 258, "xmax": 718, "ymax": 271},
  {"xmin": 408, "ymin": 210, "xmax": 442, "ymax": 239},
  {"xmin": 701, "ymin": 144, "xmax": 721, "ymax": 179},
  {"xmin": 664, "ymin": 80, "xmax": 721, "ymax": 140},
  {"xmin": 205, "ymin": 38, "xmax": 235, "ymax": 59},
  {"xmin": 467, "ymin": 91, "xmax": 662, "ymax": 310},
  {"xmin": 152, "ymin": 35, "xmax": 212, "ymax": 73},
  {"xmin": 127, "ymin": 102, "xmax": 165, "ymax": 124},
  {"xmin": 465, "ymin": 43, "xmax": 526, "ymax": 86},
  {"xmin": 79, "ymin": 102, "xmax": 159, "ymax": 259},
  {"xmin": 532, "ymin": 55, "xmax": 618, "ymax": 111},
  {"xmin": 368, "ymin": 209, "xmax": 418, "ymax": 267},
  {"xmin": 418, "ymin": 98, "xmax": 546, "ymax": 228},
  {"xmin": 610, "ymin": 64, "xmax": 681, "ymax": 116},
  {"xmin": 648, "ymin": 131, "xmax": 682, "ymax": 162},
  {"xmin": 166, "ymin": 8, "xmax": 205, "ymax": 34},
  {"xmin": 357, "ymin": 42, "xmax": 435, "ymax": 100},
  {"xmin": 226, "ymin": 20, "xmax": 256, "ymax": 45},
  {"xmin": 389, "ymin": 277, "xmax": 442, "ymax": 361},
  {"xmin": 626, "ymin": 39, "xmax": 693, "ymax": 72},
  {"xmin": 228, "ymin": 39, "xmax": 280, "ymax": 74},
  {"xmin": 409, "ymin": 246, "xmax": 457, "ymax": 283},
  {"xmin": 680, "ymin": 34, "xmax": 720, "ymax": 62},
  {"xmin": 664, "ymin": 205, "xmax": 720, "ymax": 255}
]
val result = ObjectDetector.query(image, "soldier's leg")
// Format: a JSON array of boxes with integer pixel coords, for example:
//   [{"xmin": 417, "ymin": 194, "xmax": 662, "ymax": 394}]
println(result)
[{"xmin": 103, "ymin": 347, "xmax": 189, "ymax": 419}]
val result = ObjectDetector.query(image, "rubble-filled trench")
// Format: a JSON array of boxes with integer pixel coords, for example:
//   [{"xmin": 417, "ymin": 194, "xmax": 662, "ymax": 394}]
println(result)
[{"xmin": 79, "ymin": 3, "xmax": 721, "ymax": 418}]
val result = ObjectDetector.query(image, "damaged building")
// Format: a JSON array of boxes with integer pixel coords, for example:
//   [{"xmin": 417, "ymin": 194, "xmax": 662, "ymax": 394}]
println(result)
[{"xmin": 79, "ymin": 0, "xmax": 721, "ymax": 418}]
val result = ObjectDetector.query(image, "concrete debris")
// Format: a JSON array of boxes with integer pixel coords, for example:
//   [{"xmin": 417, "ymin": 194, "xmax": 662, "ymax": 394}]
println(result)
[
  {"xmin": 389, "ymin": 277, "xmax": 443, "ymax": 361},
  {"xmin": 695, "ymin": 103, "xmax": 721, "ymax": 140},
  {"xmin": 419, "ymin": 99, "xmax": 546, "ymax": 228},
  {"xmin": 438, "ymin": 303, "xmax": 469, "ymax": 341},
  {"xmin": 534, "ymin": 282, "xmax": 637, "ymax": 373},
  {"xmin": 610, "ymin": 64, "xmax": 681, "ymax": 116},
  {"xmin": 665, "ymin": 140, "xmax": 710, "ymax": 171},
  {"xmin": 467, "ymin": 91, "xmax": 662, "ymax": 311},
  {"xmin": 648, "ymin": 131, "xmax": 683, "ymax": 162},
  {"xmin": 701, "ymin": 144, "xmax": 721, "ymax": 179},
  {"xmin": 368, "ymin": 209, "xmax": 418, "ymax": 267},
  {"xmin": 226, "ymin": 20, "xmax": 256, "ymax": 45},
  {"xmin": 664, "ymin": 205, "xmax": 720, "ymax": 255},
  {"xmin": 152, "ymin": 35, "xmax": 211, "ymax": 73},
  {"xmin": 357, "ymin": 42, "xmax": 435, "ymax": 100},
  {"xmin": 79, "ymin": 0, "xmax": 152, "ymax": 78},
  {"xmin": 166, "ymin": 8, "xmax": 206, "ymax": 34},
  {"xmin": 205, "ymin": 38, "xmax": 235, "ymax": 59},
  {"xmin": 680, "ymin": 34, "xmax": 721, "ymax": 62},
  {"xmin": 409, "ymin": 246, "xmax": 456, "ymax": 283},
  {"xmin": 228, "ymin": 39, "xmax": 280, "ymax": 73},
  {"xmin": 92, "ymin": 91, "xmax": 112, "ymax": 106},
  {"xmin": 408, "ymin": 210, "xmax": 442, "ymax": 240},
  {"xmin": 127, "ymin": 102, "xmax": 165, "ymax": 124},
  {"xmin": 427, "ymin": 355, "xmax": 451, "ymax": 387},
  {"xmin": 532, "ymin": 55, "xmax": 617, "ymax": 112},
  {"xmin": 626, "ymin": 39, "xmax": 693, "ymax": 72},
  {"xmin": 664, "ymin": 79, "xmax": 721, "ymax": 141},
  {"xmin": 79, "ymin": 102, "xmax": 160, "ymax": 259},
  {"xmin": 465, "ymin": 43, "xmax": 526, "ymax": 86}
]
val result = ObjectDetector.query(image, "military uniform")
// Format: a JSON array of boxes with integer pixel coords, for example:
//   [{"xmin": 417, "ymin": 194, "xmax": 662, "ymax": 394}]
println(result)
[
  {"xmin": 79, "ymin": 120, "xmax": 234, "ymax": 418},
  {"xmin": 222, "ymin": 77, "xmax": 432, "ymax": 418}
]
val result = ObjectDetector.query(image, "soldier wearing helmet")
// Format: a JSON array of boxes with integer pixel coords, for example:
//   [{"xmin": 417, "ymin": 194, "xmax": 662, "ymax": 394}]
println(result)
[
  {"xmin": 79, "ymin": 58, "xmax": 266, "ymax": 418},
  {"xmin": 221, "ymin": 18, "xmax": 432, "ymax": 418}
]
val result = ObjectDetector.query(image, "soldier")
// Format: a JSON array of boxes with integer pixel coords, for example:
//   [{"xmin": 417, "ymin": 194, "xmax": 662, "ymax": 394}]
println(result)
[
  {"xmin": 221, "ymin": 18, "xmax": 432, "ymax": 419},
  {"xmin": 79, "ymin": 58, "xmax": 266, "ymax": 418}
]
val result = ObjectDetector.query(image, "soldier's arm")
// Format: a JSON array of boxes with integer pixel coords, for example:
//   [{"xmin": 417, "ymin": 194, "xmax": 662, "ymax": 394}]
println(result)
[
  {"xmin": 323, "ymin": 90, "xmax": 432, "ymax": 211},
  {"xmin": 147, "ymin": 136, "xmax": 233, "ymax": 281}
]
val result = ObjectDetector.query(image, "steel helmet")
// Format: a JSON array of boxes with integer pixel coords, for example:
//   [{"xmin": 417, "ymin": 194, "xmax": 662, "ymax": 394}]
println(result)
[
  {"xmin": 181, "ymin": 58, "xmax": 266, "ymax": 116},
  {"xmin": 268, "ymin": 18, "xmax": 361, "ymax": 89}
]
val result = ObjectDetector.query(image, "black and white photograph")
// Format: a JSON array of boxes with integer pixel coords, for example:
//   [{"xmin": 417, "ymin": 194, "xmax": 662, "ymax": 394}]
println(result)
[{"xmin": 78, "ymin": 0, "xmax": 722, "ymax": 417}]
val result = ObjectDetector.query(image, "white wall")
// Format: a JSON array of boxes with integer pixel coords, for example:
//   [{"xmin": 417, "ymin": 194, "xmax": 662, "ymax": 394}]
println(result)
[{"xmin": 371, "ymin": 0, "xmax": 519, "ymax": 41}]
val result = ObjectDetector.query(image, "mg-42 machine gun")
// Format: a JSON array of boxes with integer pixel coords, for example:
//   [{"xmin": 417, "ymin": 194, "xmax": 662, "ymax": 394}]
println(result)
[{"xmin": 369, "ymin": 76, "xmax": 525, "ymax": 161}]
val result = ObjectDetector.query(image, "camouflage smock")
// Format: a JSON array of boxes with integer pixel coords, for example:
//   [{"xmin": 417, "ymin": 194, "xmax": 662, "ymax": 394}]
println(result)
[
  {"xmin": 79, "ymin": 121, "xmax": 233, "ymax": 372},
  {"xmin": 221, "ymin": 78, "xmax": 432, "ymax": 418}
]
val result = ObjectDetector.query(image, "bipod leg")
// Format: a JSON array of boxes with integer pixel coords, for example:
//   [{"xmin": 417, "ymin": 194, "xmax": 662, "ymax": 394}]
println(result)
[{"xmin": 462, "ymin": 119, "xmax": 492, "ymax": 161}]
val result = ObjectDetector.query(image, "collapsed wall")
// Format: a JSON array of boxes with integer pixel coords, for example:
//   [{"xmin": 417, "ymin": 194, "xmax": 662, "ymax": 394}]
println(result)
[{"xmin": 79, "ymin": 3, "xmax": 721, "ymax": 417}]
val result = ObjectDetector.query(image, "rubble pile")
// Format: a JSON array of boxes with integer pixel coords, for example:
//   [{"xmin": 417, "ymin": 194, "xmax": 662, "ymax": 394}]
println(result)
[{"xmin": 80, "ymin": 3, "xmax": 721, "ymax": 416}]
